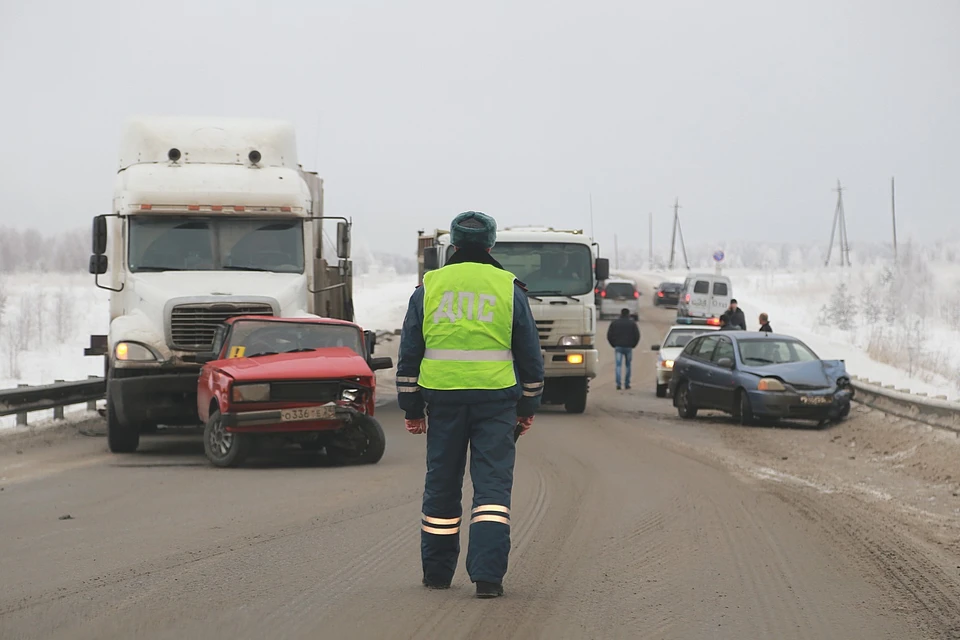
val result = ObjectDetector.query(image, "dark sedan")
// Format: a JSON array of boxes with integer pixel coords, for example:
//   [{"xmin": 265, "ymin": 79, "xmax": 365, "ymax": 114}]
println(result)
[
  {"xmin": 653, "ymin": 282, "xmax": 682, "ymax": 307},
  {"xmin": 667, "ymin": 331, "xmax": 854, "ymax": 425}
]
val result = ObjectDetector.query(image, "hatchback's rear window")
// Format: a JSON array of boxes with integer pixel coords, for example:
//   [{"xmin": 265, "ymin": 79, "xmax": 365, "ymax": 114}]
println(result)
[
  {"xmin": 693, "ymin": 281, "xmax": 709, "ymax": 294},
  {"xmin": 605, "ymin": 283, "xmax": 636, "ymax": 298}
]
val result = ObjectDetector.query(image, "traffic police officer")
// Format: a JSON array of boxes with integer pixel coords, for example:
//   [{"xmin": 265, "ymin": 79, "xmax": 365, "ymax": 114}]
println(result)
[{"xmin": 397, "ymin": 211, "xmax": 544, "ymax": 598}]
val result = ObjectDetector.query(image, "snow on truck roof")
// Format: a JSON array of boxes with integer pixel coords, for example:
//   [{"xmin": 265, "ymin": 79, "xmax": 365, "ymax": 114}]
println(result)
[{"xmin": 118, "ymin": 116, "xmax": 300, "ymax": 172}]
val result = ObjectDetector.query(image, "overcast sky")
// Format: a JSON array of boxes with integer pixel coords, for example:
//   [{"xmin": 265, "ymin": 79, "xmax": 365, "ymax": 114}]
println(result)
[{"xmin": 1, "ymin": 0, "xmax": 957, "ymax": 259}]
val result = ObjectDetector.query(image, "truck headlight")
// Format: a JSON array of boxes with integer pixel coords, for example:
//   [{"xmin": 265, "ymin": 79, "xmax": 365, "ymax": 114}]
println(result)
[
  {"xmin": 114, "ymin": 341, "xmax": 157, "ymax": 362},
  {"xmin": 559, "ymin": 335, "xmax": 591, "ymax": 347},
  {"xmin": 232, "ymin": 383, "xmax": 271, "ymax": 403},
  {"xmin": 341, "ymin": 388, "xmax": 360, "ymax": 402}
]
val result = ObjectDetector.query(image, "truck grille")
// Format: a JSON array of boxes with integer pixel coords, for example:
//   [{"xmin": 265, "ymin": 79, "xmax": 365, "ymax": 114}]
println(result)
[
  {"xmin": 270, "ymin": 381, "xmax": 340, "ymax": 403},
  {"xmin": 535, "ymin": 320, "xmax": 555, "ymax": 344},
  {"xmin": 170, "ymin": 303, "xmax": 274, "ymax": 350}
]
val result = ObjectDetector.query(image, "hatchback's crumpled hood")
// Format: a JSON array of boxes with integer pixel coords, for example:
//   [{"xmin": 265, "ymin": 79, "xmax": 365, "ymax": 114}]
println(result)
[
  {"xmin": 740, "ymin": 359, "xmax": 846, "ymax": 388},
  {"xmin": 213, "ymin": 347, "xmax": 372, "ymax": 382}
]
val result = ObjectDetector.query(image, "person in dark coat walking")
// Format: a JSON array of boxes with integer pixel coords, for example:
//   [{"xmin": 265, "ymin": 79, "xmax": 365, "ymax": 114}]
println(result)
[
  {"xmin": 758, "ymin": 313, "xmax": 772, "ymax": 333},
  {"xmin": 396, "ymin": 211, "xmax": 544, "ymax": 599},
  {"xmin": 606, "ymin": 308, "xmax": 640, "ymax": 390},
  {"xmin": 725, "ymin": 299, "xmax": 747, "ymax": 330}
]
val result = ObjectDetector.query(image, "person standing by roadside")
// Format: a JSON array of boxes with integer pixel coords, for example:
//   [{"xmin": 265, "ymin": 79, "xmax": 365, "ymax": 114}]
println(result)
[
  {"xmin": 725, "ymin": 299, "xmax": 747, "ymax": 330},
  {"xmin": 759, "ymin": 313, "xmax": 772, "ymax": 332},
  {"xmin": 606, "ymin": 308, "xmax": 640, "ymax": 390}
]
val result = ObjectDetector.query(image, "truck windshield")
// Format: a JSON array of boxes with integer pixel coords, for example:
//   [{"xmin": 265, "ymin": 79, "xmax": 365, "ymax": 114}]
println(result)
[
  {"xmin": 128, "ymin": 216, "xmax": 304, "ymax": 274},
  {"xmin": 490, "ymin": 242, "xmax": 594, "ymax": 296}
]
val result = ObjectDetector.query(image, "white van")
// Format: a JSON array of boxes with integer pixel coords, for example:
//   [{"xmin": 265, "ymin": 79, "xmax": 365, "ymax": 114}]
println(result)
[
  {"xmin": 599, "ymin": 277, "xmax": 640, "ymax": 320},
  {"xmin": 676, "ymin": 273, "xmax": 732, "ymax": 319}
]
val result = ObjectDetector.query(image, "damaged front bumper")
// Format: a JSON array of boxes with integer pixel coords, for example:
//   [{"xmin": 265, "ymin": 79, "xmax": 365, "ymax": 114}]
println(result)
[{"xmin": 221, "ymin": 403, "xmax": 364, "ymax": 433}]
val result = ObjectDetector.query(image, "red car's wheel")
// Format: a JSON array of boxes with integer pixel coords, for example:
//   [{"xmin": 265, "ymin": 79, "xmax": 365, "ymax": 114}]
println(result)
[
  {"xmin": 204, "ymin": 410, "xmax": 252, "ymax": 468},
  {"xmin": 327, "ymin": 414, "xmax": 385, "ymax": 465}
]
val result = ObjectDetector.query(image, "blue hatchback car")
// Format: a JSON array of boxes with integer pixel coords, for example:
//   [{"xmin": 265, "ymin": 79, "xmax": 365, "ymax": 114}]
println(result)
[{"xmin": 667, "ymin": 331, "xmax": 854, "ymax": 425}]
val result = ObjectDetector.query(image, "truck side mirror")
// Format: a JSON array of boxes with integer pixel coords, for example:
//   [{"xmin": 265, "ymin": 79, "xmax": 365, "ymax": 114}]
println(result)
[
  {"xmin": 423, "ymin": 247, "xmax": 439, "ymax": 271},
  {"xmin": 336, "ymin": 221, "xmax": 351, "ymax": 259},
  {"xmin": 89, "ymin": 254, "xmax": 108, "ymax": 275},
  {"xmin": 595, "ymin": 257, "xmax": 610, "ymax": 281},
  {"xmin": 92, "ymin": 215, "xmax": 107, "ymax": 255},
  {"xmin": 364, "ymin": 330, "xmax": 376, "ymax": 355}
]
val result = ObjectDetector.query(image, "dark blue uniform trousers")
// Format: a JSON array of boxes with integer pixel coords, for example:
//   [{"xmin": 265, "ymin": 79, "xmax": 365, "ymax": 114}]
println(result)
[{"xmin": 420, "ymin": 399, "xmax": 517, "ymax": 585}]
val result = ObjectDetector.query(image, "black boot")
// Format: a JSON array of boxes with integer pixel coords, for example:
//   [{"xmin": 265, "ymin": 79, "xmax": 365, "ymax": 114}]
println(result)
[
  {"xmin": 423, "ymin": 577, "xmax": 451, "ymax": 589},
  {"xmin": 475, "ymin": 581, "xmax": 503, "ymax": 598}
]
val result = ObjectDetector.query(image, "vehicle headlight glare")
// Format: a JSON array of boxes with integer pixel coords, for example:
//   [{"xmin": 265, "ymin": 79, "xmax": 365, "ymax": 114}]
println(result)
[
  {"xmin": 663, "ymin": 359, "xmax": 674, "ymax": 369},
  {"xmin": 560, "ymin": 335, "xmax": 581, "ymax": 346},
  {"xmin": 232, "ymin": 383, "xmax": 271, "ymax": 403},
  {"xmin": 114, "ymin": 341, "xmax": 157, "ymax": 362}
]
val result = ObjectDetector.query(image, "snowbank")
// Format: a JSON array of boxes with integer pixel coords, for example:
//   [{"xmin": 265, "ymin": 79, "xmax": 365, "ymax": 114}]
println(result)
[{"xmin": 622, "ymin": 263, "xmax": 960, "ymax": 403}]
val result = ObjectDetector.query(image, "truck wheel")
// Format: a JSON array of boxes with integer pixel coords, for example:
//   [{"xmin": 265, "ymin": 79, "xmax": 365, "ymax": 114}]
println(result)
[
  {"xmin": 139, "ymin": 423, "xmax": 159, "ymax": 435},
  {"xmin": 327, "ymin": 414, "xmax": 386, "ymax": 465},
  {"xmin": 564, "ymin": 379, "xmax": 588, "ymax": 414},
  {"xmin": 106, "ymin": 391, "xmax": 139, "ymax": 453},
  {"xmin": 203, "ymin": 410, "xmax": 251, "ymax": 468},
  {"xmin": 656, "ymin": 382, "xmax": 667, "ymax": 398}
]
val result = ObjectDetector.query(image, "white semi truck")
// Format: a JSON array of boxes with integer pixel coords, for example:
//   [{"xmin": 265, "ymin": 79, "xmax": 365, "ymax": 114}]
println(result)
[
  {"xmin": 86, "ymin": 116, "xmax": 356, "ymax": 453},
  {"xmin": 417, "ymin": 226, "xmax": 610, "ymax": 413}
]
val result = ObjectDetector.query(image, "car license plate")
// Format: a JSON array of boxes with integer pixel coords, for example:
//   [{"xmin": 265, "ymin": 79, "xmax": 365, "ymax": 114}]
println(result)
[
  {"xmin": 280, "ymin": 404, "xmax": 336, "ymax": 422},
  {"xmin": 800, "ymin": 395, "xmax": 830, "ymax": 405}
]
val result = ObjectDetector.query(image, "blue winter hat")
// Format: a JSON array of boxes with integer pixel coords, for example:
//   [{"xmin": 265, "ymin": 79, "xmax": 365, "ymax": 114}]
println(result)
[{"xmin": 450, "ymin": 211, "xmax": 497, "ymax": 249}]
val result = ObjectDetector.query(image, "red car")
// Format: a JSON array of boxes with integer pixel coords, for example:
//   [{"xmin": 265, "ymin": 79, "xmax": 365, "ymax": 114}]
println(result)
[{"xmin": 196, "ymin": 316, "xmax": 393, "ymax": 468}]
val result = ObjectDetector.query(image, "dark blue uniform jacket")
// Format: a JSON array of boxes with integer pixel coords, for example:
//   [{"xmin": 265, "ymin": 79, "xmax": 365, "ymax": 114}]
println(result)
[{"xmin": 397, "ymin": 247, "xmax": 545, "ymax": 420}]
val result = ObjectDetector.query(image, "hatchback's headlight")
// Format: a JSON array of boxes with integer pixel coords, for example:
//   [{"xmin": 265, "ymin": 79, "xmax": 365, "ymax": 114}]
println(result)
[
  {"xmin": 341, "ymin": 388, "xmax": 361, "ymax": 402},
  {"xmin": 758, "ymin": 378, "xmax": 786, "ymax": 391},
  {"xmin": 232, "ymin": 383, "xmax": 270, "ymax": 402},
  {"xmin": 114, "ymin": 342, "xmax": 157, "ymax": 362}
]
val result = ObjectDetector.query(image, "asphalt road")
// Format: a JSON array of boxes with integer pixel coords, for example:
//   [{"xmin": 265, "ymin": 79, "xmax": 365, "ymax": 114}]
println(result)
[{"xmin": 1, "ymin": 297, "xmax": 958, "ymax": 639}]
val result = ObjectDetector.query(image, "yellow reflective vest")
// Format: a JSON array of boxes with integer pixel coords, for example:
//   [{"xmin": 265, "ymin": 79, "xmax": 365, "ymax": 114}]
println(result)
[{"xmin": 419, "ymin": 262, "xmax": 517, "ymax": 391}]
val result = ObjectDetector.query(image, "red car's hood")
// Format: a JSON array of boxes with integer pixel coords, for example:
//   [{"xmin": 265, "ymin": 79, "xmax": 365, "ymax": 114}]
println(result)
[{"xmin": 211, "ymin": 347, "xmax": 373, "ymax": 382}]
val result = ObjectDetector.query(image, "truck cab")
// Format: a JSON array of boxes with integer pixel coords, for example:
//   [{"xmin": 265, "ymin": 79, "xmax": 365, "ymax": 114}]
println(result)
[
  {"xmin": 417, "ymin": 226, "xmax": 609, "ymax": 413},
  {"xmin": 87, "ymin": 116, "xmax": 354, "ymax": 453}
]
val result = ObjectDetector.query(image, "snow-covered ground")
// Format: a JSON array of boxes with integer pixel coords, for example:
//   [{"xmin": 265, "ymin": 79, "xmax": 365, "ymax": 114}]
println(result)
[
  {"xmin": 0, "ymin": 269, "xmax": 415, "ymax": 431},
  {"xmin": 622, "ymin": 258, "xmax": 960, "ymax": 402}
]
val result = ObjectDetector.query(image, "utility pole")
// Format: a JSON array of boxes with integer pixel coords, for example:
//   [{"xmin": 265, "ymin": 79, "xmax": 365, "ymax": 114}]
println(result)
[
  {"xmin": 891, "ymin": 176, "xmax": 898, "ymax": 263},
  {"xmin": 824, "ymin": 180, "xmax": 851, "ymax": 267},
  {"xmin": 648, "ymin": 212, "xmax": 653, "ymax": 270},
  {"xmin": 614, "ymin": 234, "xmax": 620, "ymax": 269},
  {"xmin": 668, "ymin": 198, "xmax": 690, "ymax": 270}
]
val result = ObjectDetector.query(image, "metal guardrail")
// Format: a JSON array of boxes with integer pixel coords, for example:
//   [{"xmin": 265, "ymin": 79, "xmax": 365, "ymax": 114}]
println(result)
[
  {"xmin": 850, "ymin": 377, "xmax": 960, "ymax": 434},
  {"xmin": 0, "ymin": 377, "xmax": 105, "ymax": 425}
]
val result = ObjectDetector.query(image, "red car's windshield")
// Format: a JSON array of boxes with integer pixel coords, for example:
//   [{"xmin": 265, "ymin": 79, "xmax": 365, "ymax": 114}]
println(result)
[{"xmin": 225, "ymin": 320, "xmax": 364, "ymax": 358}]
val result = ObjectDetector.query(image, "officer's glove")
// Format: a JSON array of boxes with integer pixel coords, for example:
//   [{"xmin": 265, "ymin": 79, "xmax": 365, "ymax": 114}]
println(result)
[
  {"xmin": 405, "ymin": 418, "xmax": 427, "ymax": 434},
  {"xmin": 517, "ymin": 415, "xmax": 535, "ymax": 436}
]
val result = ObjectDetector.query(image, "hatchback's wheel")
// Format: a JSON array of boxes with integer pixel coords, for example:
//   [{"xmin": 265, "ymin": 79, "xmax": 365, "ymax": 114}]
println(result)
[
  {"xmin": 675, "ymin": 382, "xmax": 698, "ymax": 419},
  {"xmin": 736, "ymin": 390, "xmax": 755, "ymax": 426},
  {"xmin": 655, "ymin": 382, "xmax": 667, "ymax": 398},
  {"xmin": 327, "ymin": 414, "xmax": 386, "ymax": 465},
  {"xmin": 203, "ymin": 410, "xmax": 251, "ymax": 468}
]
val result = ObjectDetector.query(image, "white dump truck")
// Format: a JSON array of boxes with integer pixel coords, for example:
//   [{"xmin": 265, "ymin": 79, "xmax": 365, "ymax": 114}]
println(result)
[
  {"xmin": 86, "ymin": 116, "xmax": 356, "ymax": 453},
  {"xmin": 417, "ymin": 226, "xmax": 610, "ymax": 413}
]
